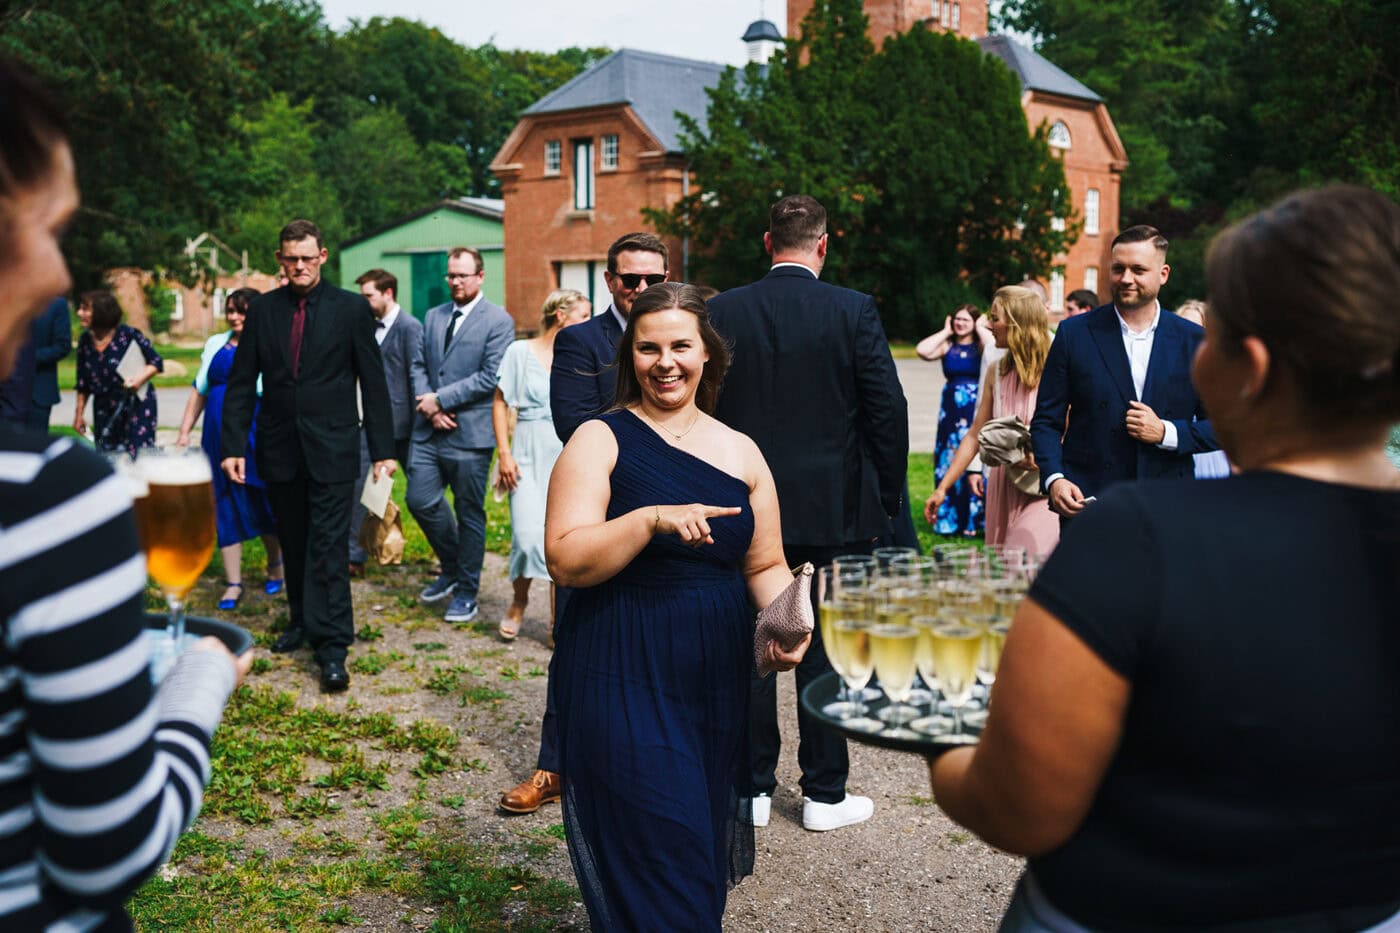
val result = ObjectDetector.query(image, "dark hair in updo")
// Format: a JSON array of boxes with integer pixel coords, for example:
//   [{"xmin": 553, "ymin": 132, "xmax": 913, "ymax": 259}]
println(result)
[
  {"xmin": 80, "ymin": 290, "xmax": 122, "ymax": 335},
  {"xmin": 611, "ymin": 283, "xmax": 732, "ymax": 415},
  {"xmin": 1206, "ymin": 185, "xmax": 1400, "ymax": 427}
]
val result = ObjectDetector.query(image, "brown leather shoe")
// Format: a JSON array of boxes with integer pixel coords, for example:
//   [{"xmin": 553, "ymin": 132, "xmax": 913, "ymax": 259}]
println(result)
[
  {"xmin": 499, "ymin": 770, "xmax": 561, "ymax": 814},
  {"xmin": 348, "ymin": 562, "xmax": 366, "ymax": 578}
]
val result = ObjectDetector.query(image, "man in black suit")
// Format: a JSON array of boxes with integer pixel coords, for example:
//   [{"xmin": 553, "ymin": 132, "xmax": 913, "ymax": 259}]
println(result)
[
  {"xmin": 497, "ymin": 231, "xmax": 670, "ymax": 815},
  {"xmin": 709, "ymin": 195, "xmax": 908, "ymax": 832},
  {"xmin": 222, "ymin": 219, "xmax": 397, "ymax": 692},
  {"xmin": 348, "ymin": 268, "xmax": 422, "ymax": 576},
  {"xmin": 27, "ymin": 296, "xmax": 70, "ymax": 430}
]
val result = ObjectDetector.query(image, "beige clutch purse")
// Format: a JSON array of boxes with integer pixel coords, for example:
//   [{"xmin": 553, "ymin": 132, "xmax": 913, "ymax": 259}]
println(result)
[{"xmin": 754, "ymin": 562, "xmax": 815, "ymax": 677}]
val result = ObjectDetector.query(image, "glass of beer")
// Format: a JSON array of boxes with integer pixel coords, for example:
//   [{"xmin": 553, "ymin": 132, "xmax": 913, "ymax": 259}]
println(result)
[{"xmin": 131, "ymin": 447, "xmax": 217, "ymax": 670}]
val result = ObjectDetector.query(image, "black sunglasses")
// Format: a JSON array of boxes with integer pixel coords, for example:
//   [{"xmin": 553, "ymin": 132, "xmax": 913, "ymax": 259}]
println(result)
[{"xmin": 614, "ymin": 273, "xmax": 666, "ymax": 289}]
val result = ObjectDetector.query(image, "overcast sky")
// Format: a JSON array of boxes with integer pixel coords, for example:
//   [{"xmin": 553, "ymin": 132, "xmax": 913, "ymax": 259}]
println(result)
[{"xmin": 317, "ymin": 1, "xmax": 792, "ymax": 67}]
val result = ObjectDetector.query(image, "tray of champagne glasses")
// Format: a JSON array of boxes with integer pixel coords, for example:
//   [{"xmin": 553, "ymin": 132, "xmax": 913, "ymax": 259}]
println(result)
[{"xmin": 801, "ymin": 671, "xmax": 983, "ymax": 754}]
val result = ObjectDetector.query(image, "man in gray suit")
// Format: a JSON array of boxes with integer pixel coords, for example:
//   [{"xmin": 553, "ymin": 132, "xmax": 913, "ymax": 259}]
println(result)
[
  {"xmin": 348, "ymin": 268, "xmax": 423, "ymax": 575},
  {"xmin": 407, "ymin": 246, "xmax": 514, "ymax": 622}
]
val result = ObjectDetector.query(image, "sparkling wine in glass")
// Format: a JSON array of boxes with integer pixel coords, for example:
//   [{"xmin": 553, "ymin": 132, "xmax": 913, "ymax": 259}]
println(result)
[
  {"xmin": 870, "ymin": 622, "xmax": 920, "ymax": 728},
  {"xmin": 918, "ymin": 620, "xmax": 982, "ymax": 741},
  {"xmin": 830, "ymin": 617, "xmax": 882, "ymax": 732},
  {"xmin": 818, "ymin": 565, "xmax": 866, "ymax": 719}
]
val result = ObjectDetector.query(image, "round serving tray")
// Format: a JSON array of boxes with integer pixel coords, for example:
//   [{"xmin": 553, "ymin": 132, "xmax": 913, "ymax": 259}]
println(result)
[{"xmin": 800, "ymin": 671, "xmax": 982, "ymax": 754}]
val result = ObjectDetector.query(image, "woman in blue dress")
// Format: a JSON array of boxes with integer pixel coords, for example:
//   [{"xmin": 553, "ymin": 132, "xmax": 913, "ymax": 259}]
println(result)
[
  {"xmin": 917, "ymin": 303, "xmax": 992, "ymax": 536},
  {"xmin": 176, "ymin": 288, "xmax": 282, "ymax": 609},
  {"xmin": 491, "ymin": 288, "xmax": 591, "ymax": 640},
  {"xmin": 546, "ymin": 283, "xmax": 809, "ymax": 931},
  {"xmin": 72, "ymin": 289, "xmax": 162, "ymax": 455}
]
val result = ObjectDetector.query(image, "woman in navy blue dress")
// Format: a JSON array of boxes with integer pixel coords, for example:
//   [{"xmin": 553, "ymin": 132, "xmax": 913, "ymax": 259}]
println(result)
[
  {"xmin": 546, "ymin": 284, "xmax": 809, "ymax": 931},
  {"xmin": 917, "ymin": 303, "xmax": 992, "ymax": 536},
  {"xmin": 72, "ymin": 289, "xmax": 161, "ymax": 455},
  {"xmin": 176, "ymin": 288, "xmax": 282, "ymax": 609}
]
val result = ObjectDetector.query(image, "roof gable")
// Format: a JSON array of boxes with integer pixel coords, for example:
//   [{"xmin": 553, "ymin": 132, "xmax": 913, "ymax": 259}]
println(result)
[
  {"xmin": 976, "ymin": 35, "xmax": 1102, "ymax": 103},
  {"xmin": 524, "ymin": 48, "xmax": 728, "ymax": 153}
]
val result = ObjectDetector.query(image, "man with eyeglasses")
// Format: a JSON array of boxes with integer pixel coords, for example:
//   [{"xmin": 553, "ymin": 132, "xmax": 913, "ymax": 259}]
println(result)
[
  {"xmin": 221, "ymin": 218, "xmax": 397, "ymax": 693},
  {"xmin": 406, "ymin": 246, "xmax": 515, "ymax": 624},
  {"xmin": 497, "ymin": 230, "xmax": 669, "ymax": 816}
]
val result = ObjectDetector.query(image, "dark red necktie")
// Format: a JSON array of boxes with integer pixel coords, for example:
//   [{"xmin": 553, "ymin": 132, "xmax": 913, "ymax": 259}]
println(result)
[{"xmin": 290, "ymin": 297, "xmax": 306, "ymax": 377}]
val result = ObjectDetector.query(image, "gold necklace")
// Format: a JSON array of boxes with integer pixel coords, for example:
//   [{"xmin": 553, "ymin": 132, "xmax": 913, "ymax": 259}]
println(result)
[{"xmin": 640, "ymin": 406, "xmax": 701, "ymax": 441}]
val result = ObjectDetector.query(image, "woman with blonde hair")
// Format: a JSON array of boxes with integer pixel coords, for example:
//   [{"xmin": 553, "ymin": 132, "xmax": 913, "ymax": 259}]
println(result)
[
  {"xmin": 925, "ymin": 285, "xmax": 1057, "ymax": 554},
  {"xmin": 491, "ymin": 287, "xmax": 591, "ymax": 640}
]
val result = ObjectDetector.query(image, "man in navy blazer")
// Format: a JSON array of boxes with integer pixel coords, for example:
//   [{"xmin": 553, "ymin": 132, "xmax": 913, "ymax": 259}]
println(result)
[
  {"xmin": 1031, "ymin": 225, "xmax": 1218, "ymax": 519},
  {"xmin": 498, "ymin": 232, "xmax": 670, "ymax": 816},
  {"xmin": 710, "ymin": 195, "xmax": 908, "ymax": 833},
  {"xmin": 26, "ymin": 296, "xmax": 70, "ymax": 430},
  {"xmin": 550, "ymin": 232, "xmax": 669, "ymax": 443},
  {"xmin": 407, "ymin": 246, "xmax": 514, "ymax": 624}
]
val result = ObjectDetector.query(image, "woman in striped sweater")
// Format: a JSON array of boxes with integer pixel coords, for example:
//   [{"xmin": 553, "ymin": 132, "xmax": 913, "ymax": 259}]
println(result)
[{"xmin": 0, "ymin": 58, "xmax": 250, "ymax": 931}]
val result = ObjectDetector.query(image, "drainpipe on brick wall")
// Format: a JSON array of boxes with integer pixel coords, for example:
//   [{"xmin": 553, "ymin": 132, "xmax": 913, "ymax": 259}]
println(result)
[{"xmin": 682, "ymin": 163, "xmax": 691, "ymax": 282}]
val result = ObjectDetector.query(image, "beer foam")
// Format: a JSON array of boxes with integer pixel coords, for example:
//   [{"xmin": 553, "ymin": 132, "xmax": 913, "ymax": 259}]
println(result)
[{"xmin": 136, "ymin": 453, "xmax": 212, "ymax": 485}]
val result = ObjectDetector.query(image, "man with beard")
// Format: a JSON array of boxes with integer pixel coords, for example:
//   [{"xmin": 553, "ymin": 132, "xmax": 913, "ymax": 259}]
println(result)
[{"xmin": 1031, "ymin": 225, "xmax": 1218, "ymax": 521}]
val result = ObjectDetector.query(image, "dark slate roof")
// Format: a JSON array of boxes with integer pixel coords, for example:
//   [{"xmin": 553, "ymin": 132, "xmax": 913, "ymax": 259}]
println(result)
[
  {"xmin": 523, "ymin": 48, "xmax": 728, "ymax": 153},
  {"xmin": 742, "ymin": 19, "xmax": 784, "ymax": 42},
  {"xmin": 976, "ymin": 35, "xmax": 1101, "ymax": 103}
]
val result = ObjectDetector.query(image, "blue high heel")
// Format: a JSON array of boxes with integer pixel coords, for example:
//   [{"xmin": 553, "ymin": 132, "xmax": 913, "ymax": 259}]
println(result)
[
  {"xmin": 217, "ymin": 583, "xmax": 243, "ymax": 611},
  {"xmin": 264, "ymin": 559, "xmax": 284, "ymax": 595}
]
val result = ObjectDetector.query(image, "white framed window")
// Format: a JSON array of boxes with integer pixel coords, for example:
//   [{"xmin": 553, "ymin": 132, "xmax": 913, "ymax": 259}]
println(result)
[
  {"xmin": 1048, "ymin": 121, "xmax": 1071, "ymax": 149},
  {"xmin": 1085, "ymin": 188, "xmax": 1100, "ymax": 235},
  {"xmin": 952, "ymin": 2, "xmax": 961, "ymax": 30},
  {"xmin": 544, "ymin": 140, "xmax": 561, "ymax": 175},
  {"xmin": 169, "ymin": 288, "xmax": 184, "ymax": 322},
  {"xmin": 1050, "ymin": 271, "xmax": 1065, "ymax": 311},
  {"xmin": 601, "ymin": 134, "xmax": 619, "ymax": 170},
  {"xmin": 1084, "ymin": 266, "xmax": 1099, "ymax": 294},
  {"xmin": 932, "ymin": 1, "xmax": 941, "ymax": 21},
  {"xmin": 942, "ymin": 2, "xmax": 951, "ymax": 27},
  {"xmin": 573, "ymin": 139, "xmax": 594, "ymax": 210}
]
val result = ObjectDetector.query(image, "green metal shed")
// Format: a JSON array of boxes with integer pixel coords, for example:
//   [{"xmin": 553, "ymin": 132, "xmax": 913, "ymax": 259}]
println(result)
[{"xmin": 338, "ymin": 197, "xmax": 505, "ymax": 320}]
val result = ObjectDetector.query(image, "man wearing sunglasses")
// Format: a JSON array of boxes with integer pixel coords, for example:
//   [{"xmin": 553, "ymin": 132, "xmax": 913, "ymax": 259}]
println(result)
[
  {"xmin": 497, "ymin": 231, "xmax": 669, "ymax": 816},
  {"xmin": 548, "ymin": 231, "xmax": 668, "ymax": 444}
]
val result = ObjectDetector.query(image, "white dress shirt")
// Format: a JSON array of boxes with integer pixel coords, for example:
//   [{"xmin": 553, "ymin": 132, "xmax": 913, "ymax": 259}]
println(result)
[
  {"xmin": 374, "ymin": 303, "xmax": 401, "ymax": 346},
  {"xmin": 1114, "ymin": 303, "xmax": 1178, "ymax": 450}
]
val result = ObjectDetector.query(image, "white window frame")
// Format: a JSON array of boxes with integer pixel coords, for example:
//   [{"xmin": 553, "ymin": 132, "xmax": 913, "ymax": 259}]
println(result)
[
  {"xmin": 544, "ymin": 139, "xmax": 561, "ymax": 175},
  {"xmin": 601, "ymin": 134, "xmax": 619, "ymax": 171},
  {"xmin": 1048, "ymin": 121, "xmax": 1071, "ymax": 150},
  {"xmin": 1084, "ymin": 266, "xmax": 1099, "ymax": 294},
  {"xmin": 952, "ymin": 2, "xmax": 961, "ymax": 30},
  {"xmin": 1050, "ymin": 271, "xmax": 1065, "ymax": 311},
  {"xmin": 942, "ymin": 2, "xmax": 951, "ymax": 27},
  {"xmin": 1085, "ymin": 188, "xmax": 1100, "ymax": 235},
  {"xmin": 573, "ymin": 139, "xmax": 594, "ymax": 210}
]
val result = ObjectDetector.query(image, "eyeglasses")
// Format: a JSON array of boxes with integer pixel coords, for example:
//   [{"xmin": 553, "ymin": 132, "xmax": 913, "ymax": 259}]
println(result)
[
  {"xmin": 613, "ymin": 273, "xmax": 666, "ymax": 290},
  {"xmin": 445, "ymin": 271, "xmax": 482, "ymax": 281}
]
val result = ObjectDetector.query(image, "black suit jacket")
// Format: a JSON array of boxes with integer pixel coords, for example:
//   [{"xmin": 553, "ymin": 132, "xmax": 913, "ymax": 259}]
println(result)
[
  {"xmin": 709, "ymin": 266, "xmax": 908, "ymax": 547},
  {"xmin": 223, "ymin": 281, "xmax": 394, "ymax": 484},
  {"xmin": 30, "ymin": 298, "xmax": 71, "ymax": 408},
  {"xmin": 550, "ymin": 308, "xmax": 624, "ymax": 443}
]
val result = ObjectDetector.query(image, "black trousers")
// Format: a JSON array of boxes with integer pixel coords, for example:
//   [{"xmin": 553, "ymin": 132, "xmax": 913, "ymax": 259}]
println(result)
[
  {"xmin": 749, "ymin": 540, "xmax": 871, "ymax": 804},
  {"xmin": 535, "ymin": 586, "xmax": 569, "ymax": 773},
  {"xmin": 265, "ymin": 462, "xmax": 355, "ymax": 666}
]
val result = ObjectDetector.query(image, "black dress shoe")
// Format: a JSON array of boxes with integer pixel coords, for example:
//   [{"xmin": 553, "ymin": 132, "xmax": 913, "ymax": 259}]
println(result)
[
  {"xmin": 320, "ymin": 660, "xmax": 350, "ymax": 693},
  {"xmin": 270, "ymin": 626, "xmax": 306, "ymax": 653}
]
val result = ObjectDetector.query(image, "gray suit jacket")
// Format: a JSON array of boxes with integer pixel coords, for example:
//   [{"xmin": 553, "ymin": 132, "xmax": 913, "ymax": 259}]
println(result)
[
  {"xmin": 378, "ymin": 308, "xmax": 424, "ymax": 442},
  {"xmin": 411, "ymin": 298, "xmax": 514, "ymax": 449}
]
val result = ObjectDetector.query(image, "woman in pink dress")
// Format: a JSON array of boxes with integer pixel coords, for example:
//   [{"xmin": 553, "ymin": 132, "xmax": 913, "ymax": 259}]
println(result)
[{"xmin": 924, "ymin": 285, "xmax": 1058, "ymax": 556}]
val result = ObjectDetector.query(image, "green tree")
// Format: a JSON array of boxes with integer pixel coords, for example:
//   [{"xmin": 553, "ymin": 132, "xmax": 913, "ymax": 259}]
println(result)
[
  {"xmin": 654, "ymin": 0, "xmax": 1071, "ymax": 337},
  {"xmin": 322, "ymin": 104, "xmax": 438, "ymax": 237}
]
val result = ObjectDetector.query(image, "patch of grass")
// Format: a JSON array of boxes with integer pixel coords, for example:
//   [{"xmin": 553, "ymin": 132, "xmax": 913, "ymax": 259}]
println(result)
[
  {"xmin": 439, "ymin": 794, "xmax": 466, "ymax": 809},
  {"xmin": 350, "ymin": 653, "xmax": 389, "ymax": 676},
  {"xmin": 357, "ymin": 623, "xmax": 383, "ymax": 642},
  {"xmin": 424, "ymin": 666, "xmax": 462, "ymax": 696},
  {"xmin": 527, "ymin": 666, "xmax": 546, "ymax": 677},
  {"xmin": 461, "ymin": 684, "xmax": 509, "ymax": 706},
  {"xmin": 413, "ymin": 641, "xmax": 448, "ymax": 652},
  {"xmin": 946, "ymin": 830, "xmax": 971, "ymax": 844},
  {"xmin": 908, "ymin": 795, "xmax": 937, "ymax": 806},
  {"xmin": 248, "ymin": 657, "xmax": 273, "ymax": 675}
]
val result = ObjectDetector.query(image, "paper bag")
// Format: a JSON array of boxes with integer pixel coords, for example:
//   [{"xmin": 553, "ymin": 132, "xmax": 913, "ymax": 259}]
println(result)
[
  {"xmin": 360, "ymin": 464, "xmax": 393, "ymax": 519},
  {"xmin": 358, "ymin": 499, "xmax": 405, "ymax": 565}
]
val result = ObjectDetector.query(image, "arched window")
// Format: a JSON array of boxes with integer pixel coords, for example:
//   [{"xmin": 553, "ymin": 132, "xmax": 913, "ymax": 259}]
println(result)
[{"xmin": 1048, "ymin": 121, "xmax": 1071, "ymax": 150}]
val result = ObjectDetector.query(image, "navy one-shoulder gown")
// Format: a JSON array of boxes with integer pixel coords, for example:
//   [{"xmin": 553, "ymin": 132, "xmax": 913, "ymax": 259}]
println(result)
[{"xmin": 555, "ymin": 410, "xmax": 755, "ymax": 931}]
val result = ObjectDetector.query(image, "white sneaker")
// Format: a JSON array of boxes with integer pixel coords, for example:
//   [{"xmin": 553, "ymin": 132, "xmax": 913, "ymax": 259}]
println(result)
[
  {"xmin": 751, "ymin": 794, "xmax": 771, "ymax": 828},
  {"xmin": 802, "ymin": 794, "xmax": 874, "ymax": 832}
]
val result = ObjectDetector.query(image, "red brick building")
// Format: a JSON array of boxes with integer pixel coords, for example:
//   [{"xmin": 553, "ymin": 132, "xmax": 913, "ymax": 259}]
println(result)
[{"xmin": 493, "ymin": 6, "xmax": 1126, "ymax": 321}]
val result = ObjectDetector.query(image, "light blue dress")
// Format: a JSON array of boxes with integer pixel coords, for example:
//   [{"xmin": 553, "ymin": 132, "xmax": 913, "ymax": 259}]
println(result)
[{"xmin": 497, "ymin": 340, "xmax": 563, "ymax": 581}]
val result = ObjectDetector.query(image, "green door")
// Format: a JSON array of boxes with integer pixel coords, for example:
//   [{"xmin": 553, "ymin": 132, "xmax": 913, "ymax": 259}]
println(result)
[{"xmin": 410, "ymin": 252, "xmax": 449, "ymax": 321}]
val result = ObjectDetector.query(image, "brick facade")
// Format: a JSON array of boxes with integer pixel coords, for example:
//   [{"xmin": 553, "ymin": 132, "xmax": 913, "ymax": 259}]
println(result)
[
  {"xmin": 493, "ymin": 106, "xmax": 687, "ymax": 330},
  {"xmin": 787, "ymin": 0, "xmax": 988, "ymax": 44}
]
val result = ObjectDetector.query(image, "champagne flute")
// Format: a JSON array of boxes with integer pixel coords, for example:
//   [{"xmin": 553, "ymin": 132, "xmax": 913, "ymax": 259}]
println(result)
[
  {"xmin": 131, "ymin": 447, "xmax": 216, "ymax": 677},
  {"xmin": 925, "ymin": 618, "xmax": 982, "ymax": 740},
  {"xmin": 830, "ymin": 616, "xmax": 881, "ymax": 732},
  {"xmin": 870, "ymin": 621, "xmax": 920, "ymax": 728},
  {"xmin": 872, "ymin": 546, "xmax": 918, "ymax": 574},
  {"xmin": 818, "ymin": 565, "xmax": 866, "ymax": 718}
]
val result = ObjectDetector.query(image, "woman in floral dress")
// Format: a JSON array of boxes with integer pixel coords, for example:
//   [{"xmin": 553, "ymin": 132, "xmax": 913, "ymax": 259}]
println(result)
[{"xmin": 73, "ymin": 289, "xmax": 161, "ymax": 456}]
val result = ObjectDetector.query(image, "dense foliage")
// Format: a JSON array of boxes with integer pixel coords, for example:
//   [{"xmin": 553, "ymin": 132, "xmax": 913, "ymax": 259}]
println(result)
[
  {"xmin": 649, "ymin": 0, "xmax": 1074, "ymax": 339},
  {"xmin": 0, "ymin": 2, "xmax": 605, "ymax": 287}
]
